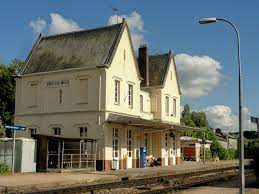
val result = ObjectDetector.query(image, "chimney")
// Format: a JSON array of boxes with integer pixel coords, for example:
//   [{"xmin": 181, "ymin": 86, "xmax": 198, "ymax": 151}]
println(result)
[{"xmin": 138, "ymin": 45, "xmax": 149, "ymax": 86}]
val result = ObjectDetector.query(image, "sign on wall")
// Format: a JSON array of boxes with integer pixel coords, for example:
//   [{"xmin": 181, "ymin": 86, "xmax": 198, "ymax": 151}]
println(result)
[{"xmin": 46, "ymin": 80, "xmax": 70, "ymax": 87}]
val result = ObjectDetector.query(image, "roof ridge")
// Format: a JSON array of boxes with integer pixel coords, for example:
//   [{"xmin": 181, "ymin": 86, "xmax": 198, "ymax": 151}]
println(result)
[
  {"xmin": 149, "ymin": 53, "xmax": 169, "ymax": 57},
  {"xmin": 42, "ymin": 22, "xmax": 123, "ymax": 39}
]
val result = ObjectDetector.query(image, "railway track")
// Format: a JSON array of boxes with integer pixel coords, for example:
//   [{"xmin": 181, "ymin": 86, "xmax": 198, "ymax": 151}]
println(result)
[{"xmin": 22, "ymin": 165, "xmax": 252, "ymax": 194}]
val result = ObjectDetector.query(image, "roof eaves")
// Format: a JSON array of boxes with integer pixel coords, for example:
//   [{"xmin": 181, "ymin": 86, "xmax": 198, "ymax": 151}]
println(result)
[
  {"xmin": 161, "ymin": 51, "xmax": 171, "ymax": 87},
  {"xmin": 20, "ymin": 33, "xmax": 42, "ymax": 75},
  {"xmin": 104, "ymin": 19, "xmax": 125, "ymax": 65},
  {"xmin": 171, "ymin": 51, "xmax": 182, "ymax": 95},
  {"xmin": 163, "ymin": 50, "xmax": 182, "ymax": 95}
]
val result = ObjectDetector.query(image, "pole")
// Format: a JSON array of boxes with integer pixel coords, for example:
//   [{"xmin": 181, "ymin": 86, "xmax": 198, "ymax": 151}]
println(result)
[
  {"xmin": 217, "ymin": 18, "xmax": 244, "ymax": 194},
  {"xmin": 12, "ymin": 130, "xmax": 16, "ymax": 173},
  {"xmin": 203, "ymin": 131, "xmax": 205, "ymax": 164}
]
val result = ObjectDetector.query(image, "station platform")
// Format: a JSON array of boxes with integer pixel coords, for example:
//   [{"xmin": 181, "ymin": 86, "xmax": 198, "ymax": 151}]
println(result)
[{"xmin": 0, "ymin": 160, "xmax": 250, "ymax": 193}]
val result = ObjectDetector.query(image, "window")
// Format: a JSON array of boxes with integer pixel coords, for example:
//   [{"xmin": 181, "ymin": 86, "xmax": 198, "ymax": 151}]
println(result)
[
  {"xmin": 30, "ymin": 128, "xmax": 37, "ymax": 135},
  {"xmin": 127, "ymin": 130, "xmax": 132, "ymax": 157},
  {"xmin": 140, "ymin": 95, "xmax": 143, "ymax": 112},
  {"xmin": 173, "ymin": 98, "xmax": 177, "ymax": 116},
  {"xmin": 112, "ymin": 128, "xmax": 119, "ymax": 158},
  {"xmin": 128, "ymin": 84, "xmax": 133, "ymax": 108},
  {"xmin": 53, "ymin": 127, "xmax": 61, "ymax": 135},
  {"xmin": 79, "ymin": 78, "xmax": 88, "ymax": 103},
  {"xmin": 165, "ymin": 96, "xmax": 169, "ymax": 115},
  {"xmin": 170, "ymin": 71, "xmax": 173, "ymax": 80},
  {"xmin": 58, "ymin": 89, "xmax": 63, "ymax": 104},
  {"xmin": 79, "ymin": 127, "xmax": 87, "ymax": 137},
  {"xmin": 124, "ymin": 49, "xmax": 126, "ymax": 60},
  {"xmin": 114, "ymin": 80, "xmax": 120, "ymax": 104}
]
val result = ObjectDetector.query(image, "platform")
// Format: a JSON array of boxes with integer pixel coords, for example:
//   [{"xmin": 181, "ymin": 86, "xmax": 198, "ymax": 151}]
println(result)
[{"xmin": 0, "ymin": 160, "xmax": 250, "ymax": 193}]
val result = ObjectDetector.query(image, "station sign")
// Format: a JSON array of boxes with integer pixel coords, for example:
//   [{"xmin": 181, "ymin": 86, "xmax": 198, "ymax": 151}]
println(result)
[{"xmin": 4, "ymin": 125, "xmax": 26, "ymax": 131}]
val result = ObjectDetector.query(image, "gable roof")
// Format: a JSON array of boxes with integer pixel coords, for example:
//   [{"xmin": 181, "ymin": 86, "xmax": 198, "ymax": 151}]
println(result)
[
  {"xmin": 21, "ymin": 20, "xmax": 126, "ymax": 75},
  {"xmin": 148, "ymin": 51, "xmax": 181, "ymax": 94}
]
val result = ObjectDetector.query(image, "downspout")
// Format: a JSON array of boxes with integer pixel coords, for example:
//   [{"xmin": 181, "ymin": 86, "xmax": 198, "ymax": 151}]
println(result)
[{"xmin": 98, "ymin": 68, "xmax": 102, "ymax": 125}]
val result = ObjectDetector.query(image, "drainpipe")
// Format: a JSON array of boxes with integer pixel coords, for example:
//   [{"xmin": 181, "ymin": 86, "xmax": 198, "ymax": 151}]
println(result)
[{"xmin": 98, "ymin": 68, "xmax": 102, "ymax": 125}]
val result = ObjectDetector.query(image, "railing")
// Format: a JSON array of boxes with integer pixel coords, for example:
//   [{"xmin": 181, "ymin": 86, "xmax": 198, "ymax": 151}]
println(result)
[{"xmin": 62, "ymin": 154, "xmax": 96, "ymax": 170}]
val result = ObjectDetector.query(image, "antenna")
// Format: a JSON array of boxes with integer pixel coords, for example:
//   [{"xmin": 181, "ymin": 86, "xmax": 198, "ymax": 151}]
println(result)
[{"xmin": 112, "ymin": 7, "xmax": 119, "ymax": 23}]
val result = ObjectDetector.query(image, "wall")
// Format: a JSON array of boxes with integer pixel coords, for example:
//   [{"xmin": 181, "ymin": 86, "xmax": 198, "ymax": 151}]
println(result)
[
  {"xmin": 160, "ymin": 58, "xmax": 181, "ymax": 123},
  {"xmin": 105, "ymin": 27, "xmax": 141, "ymax": 117}
]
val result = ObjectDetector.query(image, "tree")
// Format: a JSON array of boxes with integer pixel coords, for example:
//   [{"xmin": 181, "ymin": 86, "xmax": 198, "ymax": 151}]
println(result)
[
  {"xmin": 0, "ymin": 118, "xmax": 5, "ymax": 137},
  {"xmin": 0, "ymin": 59, "xmax": 23, "ymax": 126},
  {"xmin": 181, "ymin": 104, "xmax": 195, "ymax": 127}
]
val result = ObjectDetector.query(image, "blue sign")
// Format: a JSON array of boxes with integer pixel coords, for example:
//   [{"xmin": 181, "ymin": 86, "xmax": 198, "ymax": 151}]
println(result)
[{"xmin": 4, "ymin": 125, "xmax": 26, "ymax": 131}]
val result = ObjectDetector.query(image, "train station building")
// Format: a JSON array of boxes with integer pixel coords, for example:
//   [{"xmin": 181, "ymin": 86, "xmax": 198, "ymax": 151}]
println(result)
[{"xmin": 15, "ymin": 19, "xmax": 198, "ymax": 171}]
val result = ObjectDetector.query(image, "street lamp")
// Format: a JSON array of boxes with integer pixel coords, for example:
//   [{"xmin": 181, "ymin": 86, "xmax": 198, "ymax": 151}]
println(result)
[{"xmin": 199, "ymin": 18, "xmax": 244, "ymax": 194}]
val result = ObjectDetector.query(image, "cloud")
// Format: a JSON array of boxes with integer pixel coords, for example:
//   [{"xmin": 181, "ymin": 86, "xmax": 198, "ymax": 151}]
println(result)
[
  {"xmin": 203, "ymin": 105, "xmax": 256, "ymax": 132},
  {"xmin": 29, "ymin": 13, "xmax": 81, "ymax": 35},
  {"xmin": 108, "ymin": 11, "xmax": 145, "ymax": 49},
  {"xmin": 49, "ymin": 13, "xmax": 81, "ymax": 34},
  {"xmin": 29, "ymin": 18, "xmax": 47, "ymax": 34},
  {"xmin": 175, "ymin": 54, "xmax": 222, "ymax": 98}
]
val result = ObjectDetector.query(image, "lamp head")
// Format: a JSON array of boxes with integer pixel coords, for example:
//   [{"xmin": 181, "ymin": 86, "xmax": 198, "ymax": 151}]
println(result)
[{"xmin": 199, "ymin": 18, "xmax": 217, "ymax": 24}]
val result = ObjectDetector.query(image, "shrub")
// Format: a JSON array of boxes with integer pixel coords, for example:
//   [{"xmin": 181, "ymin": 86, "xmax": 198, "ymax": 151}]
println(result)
[
  {"xmin": 252, "ymin": 140, "xmax": 259, "ymax": 178},
  {"xmin": 0, "ymin": 162, "xmax": 10, "ymax": 174}
]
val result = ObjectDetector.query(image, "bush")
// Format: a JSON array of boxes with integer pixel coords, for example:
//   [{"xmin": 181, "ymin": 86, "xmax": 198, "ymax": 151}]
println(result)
[
  {"xmin": 0, "ymin": 162, "xmax": 10, "ymax": 174},
  {"xmin": 253, "ymin": 140, "xmax": 259, "ymax": 178}
]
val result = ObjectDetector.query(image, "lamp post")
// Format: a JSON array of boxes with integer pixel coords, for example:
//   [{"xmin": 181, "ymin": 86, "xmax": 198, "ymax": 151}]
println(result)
[{"xmin": 199, "ymin": 18, "xmax": 244, "ymax": 194}]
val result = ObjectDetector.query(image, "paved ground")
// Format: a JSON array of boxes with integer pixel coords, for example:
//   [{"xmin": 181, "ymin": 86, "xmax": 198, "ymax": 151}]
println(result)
[
  {"xmin": 0, "ymin": 160, "xmax": 250, "ymax": 192},
  {"xmin": 178, "ymin": 175, "xmax": 259, "ymax": 194}
]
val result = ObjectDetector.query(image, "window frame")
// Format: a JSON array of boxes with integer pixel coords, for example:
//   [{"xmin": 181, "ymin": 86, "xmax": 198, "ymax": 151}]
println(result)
[
  {"xmin": 140, "ymin": 95, "xmax": 144, "ymax": 112},
  {"xmin": 114, "ymin": 80, "xmax": 120, "ymax": 105},
  {"xmin": 127, "ymin": 130, "xmax": 132, "ymax": 157},
  {"xmin": 172, "ymin": 98, "xmax": 177, "ymax": 117},
  {"xmin": 79, "ymin": 127, "xmax": 88, "ymax": 137},
  {"xmin": 112, "ymin": 128, "xmax": 119, "ymax": 158},
  {"xmin": 53, "ymin": 127, "xmax": 61, "ymax": 136},
  {"xmin": 165, "ymin": 95, "xmax": 170, "ymax": 116},
  {"xmin": 128, "ymin": 84, "xmax": 133, "ymax": 108}
]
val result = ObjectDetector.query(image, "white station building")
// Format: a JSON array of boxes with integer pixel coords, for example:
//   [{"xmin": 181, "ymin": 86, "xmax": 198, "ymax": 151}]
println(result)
[{"xmin": 15, "ymin": 19, "xmax": 197, "ymax": 171}]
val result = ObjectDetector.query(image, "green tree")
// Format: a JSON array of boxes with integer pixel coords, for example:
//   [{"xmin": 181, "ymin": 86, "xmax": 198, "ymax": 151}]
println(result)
[
  {"xmin": 0, "ymin": 119, "xmax": 5, "ymax": 137},
  {"xmin": 181, "ymin": 104, "xmax": 195, "ymax": 127},
  {"xmin": 0, "ymin": 59, "xmax": 23, "ymax": 126}
]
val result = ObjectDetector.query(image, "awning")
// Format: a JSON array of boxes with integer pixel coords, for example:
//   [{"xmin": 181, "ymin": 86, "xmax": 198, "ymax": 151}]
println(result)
[{"xmin": 106, "ymin": 113, "xmax": 203, "ymax": 132}]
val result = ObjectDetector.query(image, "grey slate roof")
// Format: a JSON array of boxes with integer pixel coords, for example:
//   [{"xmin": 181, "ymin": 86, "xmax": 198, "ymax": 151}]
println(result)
[
  {"xmin": 148, "ymin": 53, "xmax": 170, "ymax": 86},
  {"xmin": 22, "ymin": 22, "xmax": 124, "ymax": 74},
  {"xmin": 147, "ymin": 51, "xmax": 181, "ymax": 94}
]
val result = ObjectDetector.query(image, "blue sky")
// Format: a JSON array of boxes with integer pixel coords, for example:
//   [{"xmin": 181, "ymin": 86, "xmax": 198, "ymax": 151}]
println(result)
[{"xmin": 0, "ymin": 0, "xmax": 258, "ymax": 131}]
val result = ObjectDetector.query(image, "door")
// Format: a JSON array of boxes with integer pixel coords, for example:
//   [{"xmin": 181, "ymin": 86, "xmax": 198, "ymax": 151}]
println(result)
[
  {"xmin": 112, "ymin": 128, "xmax": 119, "ymax": 169},
  {"xmin": 127, "ymin": 129, "xmax": 132, "ymax": 168}
]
